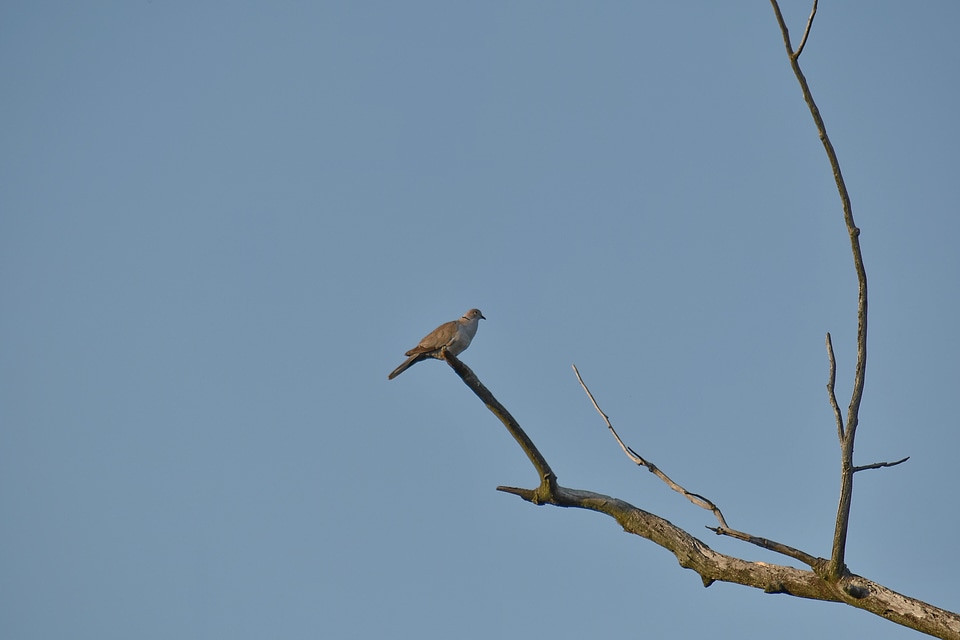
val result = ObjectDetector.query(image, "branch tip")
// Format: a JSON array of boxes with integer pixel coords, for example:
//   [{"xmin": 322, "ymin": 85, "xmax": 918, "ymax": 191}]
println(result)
[
  {"xmin": 852, "ymin": 456, "xmax": 910, "ymax": 473},
  {"xmin": 794, "ymin": 0, "xmax": 818, "ymax": 59}
]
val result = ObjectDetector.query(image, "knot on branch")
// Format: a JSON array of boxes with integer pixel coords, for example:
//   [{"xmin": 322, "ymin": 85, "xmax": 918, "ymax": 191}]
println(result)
[
  {"xmin": 497, "ymin": 477, "xmax": 560, "ymax": 506},
  {"xmin": 533, "ymin": 473, "xmax": 559, "ymax": 504},
  {"xmin": 843, "ymin": 582, "xmax": 870, "ymax": 599}
]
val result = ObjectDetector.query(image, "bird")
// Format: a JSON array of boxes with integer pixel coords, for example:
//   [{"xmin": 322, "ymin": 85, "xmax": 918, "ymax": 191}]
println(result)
[{"xmin": 388, "ymin": 309, "xmax": 485, "ymax": 380}]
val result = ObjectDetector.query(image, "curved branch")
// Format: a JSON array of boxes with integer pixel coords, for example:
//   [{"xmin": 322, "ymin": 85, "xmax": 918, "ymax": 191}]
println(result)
[
  {"xmin": 794, "ymin": 0, "xmax": 818, "ymax": 59},
  {"xmin": 571, "ymin": 364, "xmax": 730, "ymax": 529},
  {"xmin": 442, "ymin": 351, "xmax": 557, "ymax": 500},
  {"xmin": 572, "ymin": 364, "xmax": 822, "ymax": 568}
]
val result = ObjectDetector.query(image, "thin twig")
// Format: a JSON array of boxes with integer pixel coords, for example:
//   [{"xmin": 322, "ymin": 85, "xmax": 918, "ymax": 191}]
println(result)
[
  {"xmin": 826, "ymin": 332, "xmax": 844, "ymax": 441},
  {"xmin": 794, "ymin": 0, "xmax": 818, "ymax": 59},
  {"xmin": 852, "ymin": 457, "xmax": 910, "ymax": 473},
  {"xmin": 572, "ymin": 364, "xmax": 830, "ymax": 568},
  {"xmin": 707, "ymin": 525, "xmax": 821, "ymax": 569},
  {"xmin": 572, "ymin": 364, "xmax": 732, "ymax": 528}
]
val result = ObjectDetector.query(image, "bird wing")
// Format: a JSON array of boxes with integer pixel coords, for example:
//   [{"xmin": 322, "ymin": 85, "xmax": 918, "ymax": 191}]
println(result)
[{"xmin": 405, "ymin": 320, "xmax": 458, "ymax": 356}]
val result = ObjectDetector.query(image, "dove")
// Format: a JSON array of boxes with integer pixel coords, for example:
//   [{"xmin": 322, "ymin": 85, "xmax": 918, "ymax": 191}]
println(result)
[{"xmin": 388, "ymin": 309, "xmax": 485, "ymax": 380}]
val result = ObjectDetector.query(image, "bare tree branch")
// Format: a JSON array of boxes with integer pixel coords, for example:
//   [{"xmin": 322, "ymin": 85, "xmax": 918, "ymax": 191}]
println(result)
[
  {"xmin": 442, "ymin": 350, "xmax": 557, "ymax": 501},
  {"xmin": 770, "ymin": 0, "xmax": 869, "ymax": 582},
  {"xmin": 705, "ymin": 525, "xmax": 822, "ymax": 569},
  {"xmin": 794, "ymin": 0, "xmax": 818, "ymax": 59},
  {"xmin": 825, "ymin": 332, "xmax": 844, "ymax": 440},
  {"xmin": 572, "ymin": 364, "xmax": 821, "ymax": 568},
  {"xmin": 852, "ymin": 457, "xmax": 910, "ymax": 473},
  {"xmin": 440, "ymin": 352, "xmax": 960, "ymax": 638},
  {"xmin": 571, "ymin": 364, "xmax": 730, "ymax": 528}
]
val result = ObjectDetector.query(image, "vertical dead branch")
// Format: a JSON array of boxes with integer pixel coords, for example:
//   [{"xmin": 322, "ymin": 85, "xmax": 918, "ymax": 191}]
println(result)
[{"xmin": 769, "ymin": 0, "xmax": 868, "ymax": 581}]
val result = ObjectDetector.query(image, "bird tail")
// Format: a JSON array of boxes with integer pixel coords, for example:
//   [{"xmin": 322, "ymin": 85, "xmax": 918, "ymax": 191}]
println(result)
[{"xmin": 388, "ymin": 355, "xmax": 420, "ymax": 380}]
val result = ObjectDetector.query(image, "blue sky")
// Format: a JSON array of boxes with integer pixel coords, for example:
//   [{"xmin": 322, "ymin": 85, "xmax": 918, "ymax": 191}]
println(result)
[{"xmin": 2, "ymin": 2, "xmax": 958, "ymax": 638}]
